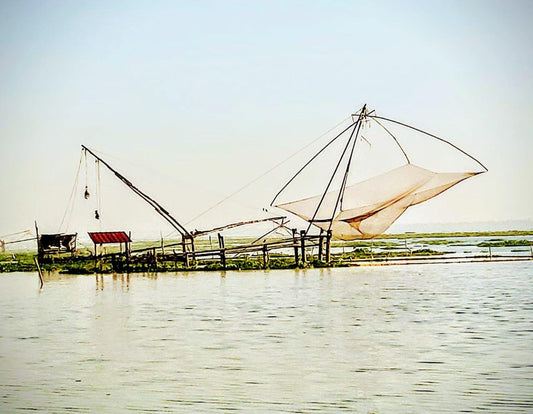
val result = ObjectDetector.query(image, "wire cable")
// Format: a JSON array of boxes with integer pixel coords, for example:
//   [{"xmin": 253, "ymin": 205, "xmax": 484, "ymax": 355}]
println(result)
[{"xmin": 185, "ymin": 115, "xmax": 353, "ymax": 226}]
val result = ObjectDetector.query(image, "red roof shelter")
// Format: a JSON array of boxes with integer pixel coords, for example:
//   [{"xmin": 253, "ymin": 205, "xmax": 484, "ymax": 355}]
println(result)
[
  {"xmin": 88, "ymin": 231, "xmax": 131, "ymax": 244},
  {"xmin": 88, "ymin": 231, "xmax": 131, "ymax": 257}
]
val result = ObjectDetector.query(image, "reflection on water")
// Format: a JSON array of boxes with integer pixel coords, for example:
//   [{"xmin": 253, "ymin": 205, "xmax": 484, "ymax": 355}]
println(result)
[{"xmin": 1, "ymin": 263, "xmax": 532, "ymax": 413}]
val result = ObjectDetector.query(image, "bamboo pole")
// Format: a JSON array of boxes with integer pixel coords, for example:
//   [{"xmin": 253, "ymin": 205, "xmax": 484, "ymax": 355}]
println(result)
[
  {"xmin": 325, "ymin": 230, "xmax": 332, "ymax": 263},
  {"xmin": 218, "ymin": 233, "xmax": 226, "ymax": 269},
  {"xmin": 300, "ymin": 230, "xmax": 306, "ymax": 264},
  {"xmin": 34, "ymin": 257, "xmax": 43, "ymax": 289},
  {"xmin": 292, "ymin": 229, "xmax": 299, "ymax": 265}
]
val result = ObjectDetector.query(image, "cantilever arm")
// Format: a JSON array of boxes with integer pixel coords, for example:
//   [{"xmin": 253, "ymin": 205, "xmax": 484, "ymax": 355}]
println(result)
[{"xmin": 81, "ymin": 145, "xmax": 192, "ymax": 238}]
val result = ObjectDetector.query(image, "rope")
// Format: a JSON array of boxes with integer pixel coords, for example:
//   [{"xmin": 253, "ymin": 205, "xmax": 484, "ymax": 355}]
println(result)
[
  {"xmin": 59, "ymin": 152, "xmax": 83, "ymax": 233},
  {"xmin": 368, "ymin": 115, "xmax": 488, "ymax": 172},
  {"xmin": 96, "ymin": 159, "xmax": 102, "ymax": 230},
  {"xmin": 370, "ymin": 117, "xmax": 411, "ymax": 164},
  {"xmin": 84, "ymin": 149, "xmax": 88, "ymax": 189},
  {"xmin": 184, "ymin": 115, "xmax": 352, "ymax": 226}
]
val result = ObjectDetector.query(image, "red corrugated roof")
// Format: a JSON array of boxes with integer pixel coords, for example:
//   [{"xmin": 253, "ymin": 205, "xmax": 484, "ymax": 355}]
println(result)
[{"xmin": 88, "ymin": 231, "xmax": 131, "ymax": 244}]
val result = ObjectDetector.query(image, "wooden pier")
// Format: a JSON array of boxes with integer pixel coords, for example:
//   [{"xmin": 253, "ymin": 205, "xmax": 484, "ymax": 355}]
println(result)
[{"xmin": 81, "ymin": 231, "xmax": 333, "ymax": 272}]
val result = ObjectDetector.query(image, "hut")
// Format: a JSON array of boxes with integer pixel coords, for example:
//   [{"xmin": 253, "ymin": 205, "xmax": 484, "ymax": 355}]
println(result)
[{"xmin": 88, "ymin": 231, "xmax": 131, "ymax": 257}]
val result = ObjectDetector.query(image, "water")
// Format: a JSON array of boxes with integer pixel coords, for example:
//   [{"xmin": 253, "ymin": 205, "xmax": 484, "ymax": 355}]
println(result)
[{"xmin": 1, "ymin": 263, "xmax": 532, "ymax": 413}]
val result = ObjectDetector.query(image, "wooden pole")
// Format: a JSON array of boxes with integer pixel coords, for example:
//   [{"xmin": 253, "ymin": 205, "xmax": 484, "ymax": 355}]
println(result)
[
  {"xmin": 190, "ymin": 237, "xmax": 196, "ymax": 262},
  {"xmin": 34, "ymin": 257, "xmax": 43, "ymax": 289},
  {"xmin": 34, "ymin": 221, "xmax": 41, "ymax": 259},
  {"xmin": 81, "ymin": 145, "xmax": 191, "ymax": 238},
  {"xmin": 300, "ymin": 230, "xmax": 306, "ymax": 265},
  {"xmin": 218, "ymin": 233, "xmax": 226, "ymax": 269},
  {"xmin": 94, "ymin": 243, "xmax": 99, "ymax": 271},
  {"xmin": 325, "ymin": 230, "xmax": 332, "ymax": 263},
  {"xmin": 262, "ymin": 243, "xmax": 268, "ymax": 269},
  {"xmin": 292, "ymin": 229, "xmax": 299, "ymax": 266},
  {"xmin": 318, "ymin": 230, "xmax": 324, "ymax": 262}
]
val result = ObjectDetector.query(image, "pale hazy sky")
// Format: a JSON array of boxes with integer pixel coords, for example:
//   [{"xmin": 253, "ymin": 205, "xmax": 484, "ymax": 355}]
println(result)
[{"xmin": 1, "ymin": 0, "xmax": 531, "ymax": 238}]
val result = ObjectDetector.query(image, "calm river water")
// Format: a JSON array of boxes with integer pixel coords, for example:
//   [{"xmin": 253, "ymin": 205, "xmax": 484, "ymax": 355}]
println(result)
[{"xmin": 1, "ymin": 262, "xmax": 532, "ymax": 413}]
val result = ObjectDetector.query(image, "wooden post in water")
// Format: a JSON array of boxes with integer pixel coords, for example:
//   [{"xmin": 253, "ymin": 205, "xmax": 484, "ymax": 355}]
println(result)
[
  {"xmin": 190, "ymin": 237, "xmax": 196, "ymax": 262},
  {"xmin": 218, "ymin": 233, "xmax": 226, "ymax": 269},
  {"xmin": 34, "ymin": 221, "xmax": 42, "ymax": 259},
  {"xmin": 262, "ymin": 243, "xmax": 268, "ymax": 269},
  {"xmin": 292, "ymin": 229, "xmax": 299, "ymax": 266},
  {"xmin": 326, "ymin": 230, "xmax": 331, "ymax": 263},
  {"xmin": 300, "ymin": 230, "xmax": 306, "ymax": 265},
  {"xmin": 318, "ymin": 230, "xmax": 324, "ymax": 262},
  {"xmin": 34, "ymin": 257, "xmax": 43, "ymax": 289}
]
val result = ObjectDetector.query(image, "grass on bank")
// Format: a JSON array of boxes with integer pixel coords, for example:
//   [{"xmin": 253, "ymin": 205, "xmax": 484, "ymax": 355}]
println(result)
[{"xmin": 1, "ymin": 230, "xmax": 531, "ymax": 273}]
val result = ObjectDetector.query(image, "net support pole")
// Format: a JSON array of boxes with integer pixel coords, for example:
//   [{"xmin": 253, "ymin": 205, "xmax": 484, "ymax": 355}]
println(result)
[
  {"xmin": 262, "ymin": 244, "xmax": 268, "ymax": 269},
  {"xmin": 325, "ymin": 230, "xmax": 332, "ymax": 263},
  {"xmin": 292, "ymin": 228, "xmax": 299, "ymax": 266},
  {"xmin": 318, "ymin": 229, "xmax": 324, "ymax": 262},
  {"xmin": 300, "ymin": 230, "xmax": 306, "ymax": 265},
  {"xmin": 218, "ymin": 233, "xmax": 226, "ymax": 269}
]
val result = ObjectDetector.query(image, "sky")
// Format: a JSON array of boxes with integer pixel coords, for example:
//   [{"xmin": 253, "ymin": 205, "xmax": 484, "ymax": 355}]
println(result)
[{"xmin": 1, "ymin": 0, "xmax": 532, "ymax": 240}]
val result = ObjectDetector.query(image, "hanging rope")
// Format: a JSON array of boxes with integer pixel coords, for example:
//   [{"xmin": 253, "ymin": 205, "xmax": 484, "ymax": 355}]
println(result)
[
  {"xmin": 95, "ymin": 159, "xmax": 102, "ymax": 228},
  {"xmin": 84, "ymin": 148, "xmax": 90, "ymax": 199},
  {"xmin": 59, "ymin": 151, "xmax": 83, "ymax": 233}
]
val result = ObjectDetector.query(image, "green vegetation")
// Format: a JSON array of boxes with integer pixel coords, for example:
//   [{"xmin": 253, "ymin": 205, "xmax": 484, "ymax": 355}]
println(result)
[
  {"xmin": 336, "ymin": 247, "xmax": 444, "ymax": 261},
  {"xmin": 478, "ymin": 239, "xmax": 532, "ymax": 247},
  {"xmin": 0, "ymin": 252, "xmax": 36, "ymax": 272},
  {"xmin": 379, "ymin": 230, "xmax": 533, "ymax": 239},
  {"xmin": 1, "ymin": 230, "xmax": 531, "ymax": 274}
]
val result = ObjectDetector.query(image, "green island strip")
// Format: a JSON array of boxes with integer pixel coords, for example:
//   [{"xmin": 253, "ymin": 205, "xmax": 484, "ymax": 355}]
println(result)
[{"xmin": 1, "ymin": 230, "xmax": 531, "ymax": 273}]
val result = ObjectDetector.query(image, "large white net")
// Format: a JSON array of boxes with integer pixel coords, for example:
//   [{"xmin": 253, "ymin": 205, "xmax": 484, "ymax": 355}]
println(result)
[{"xmin": 276, "ymin": 164, "xmax": 479, "ymax": 240}]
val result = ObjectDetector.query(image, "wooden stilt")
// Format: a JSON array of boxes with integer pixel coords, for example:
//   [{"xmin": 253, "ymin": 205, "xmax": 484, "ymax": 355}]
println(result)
[
  {"xmin": 218, "ymin": 233, "xmax": 226, "ymax": 269},
  {"xmin": 292, "ymin": 229, "xmax": 299, "ymax": 266},
  {"xmin": 35, "ymin": 221, "xmax": 42, "ymax": 259},
  {"xmin": 34, "ymin": 257, "xmax": 43, "ymax": 289},
  {"xmin": 325, "ymin": 230, "xmax": 332, "ymax": 263},
  {"xmin": 262, "ymin": 243, "xmax": 268, "ymax": 269},
  {"xmin": 318, "ymin": 230, "xmax": 324, "ymax": 262},
  {"xmin": 300, "ymin": 230, "xmax": 306, "ymax": 265}
]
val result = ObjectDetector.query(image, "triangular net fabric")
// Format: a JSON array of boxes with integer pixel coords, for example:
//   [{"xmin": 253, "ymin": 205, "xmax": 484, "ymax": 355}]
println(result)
[{"xmin": 276, "ymin": 164, "xmax": 478, "ymax": 240}]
